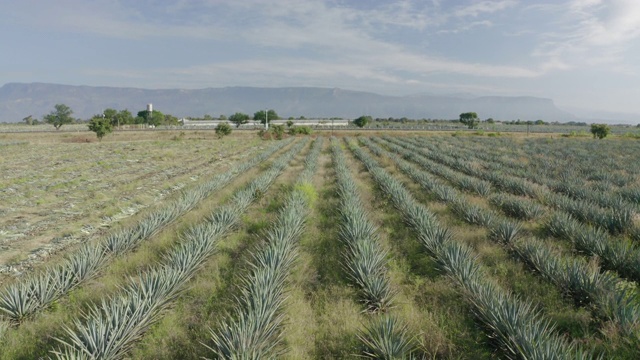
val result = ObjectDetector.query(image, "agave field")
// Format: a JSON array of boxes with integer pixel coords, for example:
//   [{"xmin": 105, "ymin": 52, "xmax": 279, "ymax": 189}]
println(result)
[{"xmin": 0, "ymin": 130, "xmax": 639, "ymax": 359}]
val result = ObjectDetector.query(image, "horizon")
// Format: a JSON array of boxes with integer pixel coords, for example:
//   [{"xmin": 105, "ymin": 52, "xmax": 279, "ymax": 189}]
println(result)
[
  {"xmin": 1, "ymin": 81, "xmax": 639, "ymax": 124},
  {"xmin": 1, "ymin": 1, "xmax": 639, "ymax": 116}
]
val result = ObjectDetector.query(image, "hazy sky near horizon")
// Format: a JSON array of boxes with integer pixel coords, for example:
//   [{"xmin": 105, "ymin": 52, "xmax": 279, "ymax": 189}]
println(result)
[{"xmin": 1, "ymin": 0, "xmax": 639, "ymax": 113}]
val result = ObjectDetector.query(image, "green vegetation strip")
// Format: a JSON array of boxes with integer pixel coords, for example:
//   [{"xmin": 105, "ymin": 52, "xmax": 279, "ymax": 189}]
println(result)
[
  {"xmin": 402, "ymin": 136, "xmax": 636, "ymax": 236},
  {"xmin": 330, "ymin": 138, "xmax": 414, "ymax": 358},
  {"xmin": 49, "ymin": 139, "xmax": 307, "ymax": 359},
  {"xmin": 442, "ymin": 136, "xmax": 640, "ymax": 210},
  {"xmin": 347, "ymin": 138, "xmax": 592, "ymax": 360},
  {"xmin": 386, "ymin": 136, "xmax": 640, "ymax": 283},
  {"xmin": 205, "ymin": 137, "xmax": 322, "ymax": 359},
  {"xmin": 0, "ymin": 139, "xmax": 294, "ymax": 331},
  {"xmin": 366, "ymin": 136, "xmax": 640, "ymax": 348}
]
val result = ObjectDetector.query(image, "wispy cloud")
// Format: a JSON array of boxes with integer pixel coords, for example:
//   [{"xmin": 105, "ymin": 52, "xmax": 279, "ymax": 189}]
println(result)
[
  {"xmin": 6, "ymin": 0, "xmax": 622, "ymax": 101},
  {"xmin": 532, "ymin": 0, "xmax": 640, "ymax": 71},
  {"xmin": 437, "ymin": 20, "xmax": 494, "ymax": 34},
  {"xmin": 3, "ymin": 0, "xmax": 226, "ymax": 39},
  {"xmin": 453, "ymin": 0, "xmax": 517, "ymax": 18}
]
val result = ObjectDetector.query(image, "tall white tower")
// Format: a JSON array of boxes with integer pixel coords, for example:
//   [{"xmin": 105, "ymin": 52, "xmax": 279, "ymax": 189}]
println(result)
[{"xmin": 147, "ymin": 103, "xmax": 153, "ymax": 113}]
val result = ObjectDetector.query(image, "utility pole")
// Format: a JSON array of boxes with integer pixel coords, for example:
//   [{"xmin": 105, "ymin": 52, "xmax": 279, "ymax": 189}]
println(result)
[{"xmin": 265, "ymin": 108, "xmax": 269, "ymax": 130}]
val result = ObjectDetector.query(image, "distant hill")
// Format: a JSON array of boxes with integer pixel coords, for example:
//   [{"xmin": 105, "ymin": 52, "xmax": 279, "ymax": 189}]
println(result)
[{"xmin": 0, "ymin": 82, "xmax": 576, "ymax": 122}]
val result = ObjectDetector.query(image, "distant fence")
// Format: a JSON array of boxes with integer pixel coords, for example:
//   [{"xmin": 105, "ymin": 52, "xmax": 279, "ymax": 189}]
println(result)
[{"xmin": 180, "ymin": 119, "xmax": 349, "ymax": 128}]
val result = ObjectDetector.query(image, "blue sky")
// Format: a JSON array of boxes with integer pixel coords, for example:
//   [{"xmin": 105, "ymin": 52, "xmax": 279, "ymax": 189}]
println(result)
[{"xmin": 1, "ymin": 0, "xmax": 639, "ymax": 114}]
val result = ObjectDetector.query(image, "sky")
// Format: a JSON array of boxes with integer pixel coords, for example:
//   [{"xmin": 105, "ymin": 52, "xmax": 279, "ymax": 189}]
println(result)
[{"xmin": 1, "ymin": 0, "xmax": 639, "ymax": 114}]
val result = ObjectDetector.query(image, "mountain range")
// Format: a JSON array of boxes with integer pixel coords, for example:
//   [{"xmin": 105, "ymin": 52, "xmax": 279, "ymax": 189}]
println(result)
[{"xmin": 0, "ymin": 82, "xmax": 599, "ymax": 123}]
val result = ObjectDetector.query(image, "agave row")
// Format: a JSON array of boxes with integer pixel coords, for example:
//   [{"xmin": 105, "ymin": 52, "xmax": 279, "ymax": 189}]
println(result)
[
  {"xmin": 348, "ymin": 138, "xmax": 587, "ymax": 359},
  {"xmin": 330, "ymin": 139, "xmax": 414, "ymax": 358},
  {"xmin": 205, "ymin": 137, "xmax": 322, "ymax": 359},
  {"xmin": 440, "ymin": 136, "xmax": 640, "ymax": 209},
  {"xmin": 385, "ymin": 139, "xmax": 640, "ymax": 258},
  {"xmin": 391, "ymin": 136, "xmax": 638, "ymax": 238},
  {"xmin": 450, "ymin": 137, "xmax": 640, "ymax": 233},
  {"xmin": 50, "ymin": 139, "xmax": 308, "ymax": 360},
  {"xmin": 374, "ymin": 137, "xmax": 548, "ymax": 225},
  {"xmin": 364, "ymin": 137, "xmax": 640, "ymax": 344},
  {"xmin": 0, "ymin": 138, "xmax": 295, "ymax": 328},
  {"xmin": 540, "ymin": 191, "xmax": 635, "ymax": 236},
  {"xmin": 374, "ymin": 137, "xmax": 492, "ymax": 197},
  {"xmin": 389, "ymin": 136, "xmax": 541, "ymax": 198},
  {"xmin": 513, "ymin": 237, "xmax": 640, "ymax": 340},
  {"xmin": 332, "ymin": 139, "xmax": 395, "ymax": 312},
  {"xmin": 400, "ymin": 136, "xmax": 637, "ymax": 235},
  {"xmin": 546, "ymin": 213, "xmax": 640, "ymax": 282}
]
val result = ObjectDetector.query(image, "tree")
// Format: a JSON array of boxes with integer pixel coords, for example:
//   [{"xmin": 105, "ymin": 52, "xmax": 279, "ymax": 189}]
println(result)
[
  {"xmin": 163, "ymin": 114, "xmax": 180, "ymax": 126},
  {"xmin": 229, "ymin": 112, "xmax": 250, "ymax": 127},
  {"xmin": 286, "ymin": 120, "xmax": 294, "ymax": 128},
  {"xmin": 459, "ymin": 112, "xmax": 479, "ymax": 129},
  {"xmin": 215, "ymin": 123, "xmax": 232, "ymax": 138},
  {"xmin": 88, "ymin": 115, "xmax": 113, "ymax": 140},
  {"xmin": 136, "ymin": 110, "xmax": 165, "ymax": 126},
  {"xmin": 44, "ymin": 104, "xmax": 74, "ymax": 130},
  {"xmin": 485, "ymin": 118, "xmax": 495, "ymax": 124},
  {"xmin": 254, "ymin": 109, "xmax": 279, "ymax": 124},
  {"xmin": 23, "ymin": 115, "xmax": 34, "ymax": 125},
  {"xmin": 590, "ymin": 123, "xmax": 610, "ymax": 139},
  {"xmin": 113, "ymin": 109, "xmax": 133, "ymax": 127},
  {"xmin": 353, "ymin": 115, "xmax": 372, "ymax": 128},
  {"xmin": 219, "ymin": 114, "xmax": 227, "ymax": 120},
  {"xmin": 102, "ymin": 108, "xmax": 130, "ymax": 128}
]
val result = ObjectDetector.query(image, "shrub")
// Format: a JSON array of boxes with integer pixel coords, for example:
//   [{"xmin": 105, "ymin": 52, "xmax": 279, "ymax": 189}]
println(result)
[
  {"xmin": 590, "ymin": 124, "xmax": 610, "ymax": 139},
  {"xmin": 215, "ymin": 123, "xmax": 232, "ymax": 138},
  {"xmin": 353, "ymin": 115, "xmax": 372, "ymax": 128},
  {"xmin": 272, "ymin": 125, "xmax": 285, "ymax": 139},
  {"xmin": 288, "ymin": 126, "xmax": 312, "ymax": 135},
  {"xmin": 87, "ymin": 116, "xmax": 113, "ymax": 141}
]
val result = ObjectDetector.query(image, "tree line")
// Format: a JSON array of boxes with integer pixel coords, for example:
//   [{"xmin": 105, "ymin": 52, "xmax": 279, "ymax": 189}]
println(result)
[{"xmin": 26, "ymin": 104, "xmax": 625, "ymax": 140}]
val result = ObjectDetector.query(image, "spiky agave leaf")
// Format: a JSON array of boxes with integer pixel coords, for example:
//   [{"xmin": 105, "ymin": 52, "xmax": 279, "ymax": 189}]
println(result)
[
  {"xmin": 65, "ymin": 245, "xmax": 107, "ymax": 284},
  {"xmin": 348, "ymin": 139, "xmax": 583, "ymax": 359},
  {"xmin": 101, "ymin": 228, "xmax": 140, "ymax": 255},
  {"xmin": 56, "ymin": 267, "xmax": 193, "ymax": 359},
  {"xmin": 204, "ymin": 141, "xmax": 315, "ymax": 360},
  {"xmin": 3, "ymin": 137, "xmax": 293, "ymax": 337},
  {"xmin": 28, "ymin": 271, "xmax": 63, "ymax": 308},
  {"xmin": 489, "ymin": 220, "xmax": 522, "ymax": 244},
  {"xmin": 358, "ymin": 315, "xmax": 415, "ymax": 359},
  {"xmin": 417, "ymin": 226, "xmax": 453, "ymax": 256},
  {"xmin": 0, "ymin": 281, "xmax": 38, "ymax": 323}
]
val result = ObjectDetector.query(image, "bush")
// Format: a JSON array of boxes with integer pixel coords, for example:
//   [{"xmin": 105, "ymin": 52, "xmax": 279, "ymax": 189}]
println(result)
[
  {"xmin": 258, "ymin": 125, "xmax": 286, "ymax": 140},
  {"xmin": 229, "ymin": 112, "xmax": 250, "ymax": 127},
  {"xmin": 353, "ymin": 115, "xmax": 372, "ymax": 128},
  {"xmin": 590, "ymin": 123, "xmax": 610, "ymax": 139},
  {"xmin": 459, "ymin": 112, "xmax": 479, "ymax": 129},
  {"xmin": 215, "ymin": 123, "xmax": 232, "ymax": 138},
  {"xmin": 288, "ymin": 126, "xmax": 312, "ymax": 135},
  {"xmin": 88, "ymin": 116, "xmax": 113, "ymax": 141},
  {"xmin": 272, "ymin": 125, "xmax": 285, "ymax": 139}
]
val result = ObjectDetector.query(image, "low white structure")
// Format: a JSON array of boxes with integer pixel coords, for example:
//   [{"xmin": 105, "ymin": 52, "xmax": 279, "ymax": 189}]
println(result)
[{"xmin": 180, "ymin": 119, "xmax": 350, "ymax": 127}]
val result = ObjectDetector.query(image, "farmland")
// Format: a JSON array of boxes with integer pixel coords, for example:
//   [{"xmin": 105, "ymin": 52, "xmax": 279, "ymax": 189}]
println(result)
[{"xmin": 0, "ymin": 130, "xmax": 639, "ymax": 359}]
